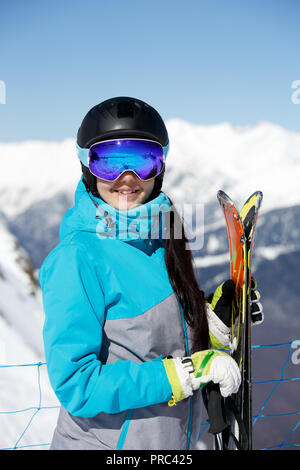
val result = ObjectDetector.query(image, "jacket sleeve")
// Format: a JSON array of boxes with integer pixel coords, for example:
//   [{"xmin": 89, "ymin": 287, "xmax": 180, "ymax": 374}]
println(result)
[{"xmin": 39, "ymin": 242, "xmax": 172, "ymax": 418}]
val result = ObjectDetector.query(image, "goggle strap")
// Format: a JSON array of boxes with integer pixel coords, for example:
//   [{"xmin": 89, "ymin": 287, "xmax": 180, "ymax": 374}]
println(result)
[
  {"xmin": 163, "ymin": 143, "xmax": 169, "ymax": 158},
  {"xmin": 76, "ymin": 143, "xmax": 89, "ymax": 166}
]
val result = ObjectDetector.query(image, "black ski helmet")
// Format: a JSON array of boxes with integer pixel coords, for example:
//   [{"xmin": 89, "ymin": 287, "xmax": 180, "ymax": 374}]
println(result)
[{"xmin": 77, "ymin": 96, "xmax": 169, "ymax": 199}]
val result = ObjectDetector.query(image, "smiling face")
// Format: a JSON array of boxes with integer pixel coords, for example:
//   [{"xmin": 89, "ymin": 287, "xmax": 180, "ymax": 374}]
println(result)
[{"xmin": 96, "ymin": 171, "xmax": 155, "ymax": 210}]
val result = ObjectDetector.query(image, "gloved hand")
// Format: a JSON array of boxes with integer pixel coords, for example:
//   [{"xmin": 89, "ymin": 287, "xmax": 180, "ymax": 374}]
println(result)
[
  {"xmin": 206, "ymin": 278, "xmax": 264, "ymax": 350},
  {"xmin": 162, "ymin": 349, "xmax": 241, "ymax": 406},
  {"xmin": 206, "ymin": 279, "xmax": 235, "ymax": 350},
  {"xmin": 191, "ymin": 349, "xmax": 241, "ymax": 397},
  {"xmin": 162, "ymin": 356, "xmax": 195, "ymax": 406}
]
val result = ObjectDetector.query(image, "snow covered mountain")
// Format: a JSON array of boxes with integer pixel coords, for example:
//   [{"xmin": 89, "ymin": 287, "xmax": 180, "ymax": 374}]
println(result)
[
  {"xmin": 2, "ymin": 119, "xmax": 300, "ymax": 216},
  {"xmin": 0, "ymin": 119, "xmax": 299, "ymax": 450},
  {"xmin": 1, "ymin": 119, "xmax": 300, "ymax": 269},
  {"xmin": 0, "ymin": 215, "xmax": 43, "ymax": 359},
  {"xmin": 0, "ymin": 216, "xmax": 59, "ymax": 449}
]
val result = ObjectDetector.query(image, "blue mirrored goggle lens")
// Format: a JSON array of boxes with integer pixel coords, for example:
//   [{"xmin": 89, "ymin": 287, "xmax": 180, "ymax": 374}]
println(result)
[{"xmin": 88, "ymin": 139, "xmax": 164, "ymax": 181}]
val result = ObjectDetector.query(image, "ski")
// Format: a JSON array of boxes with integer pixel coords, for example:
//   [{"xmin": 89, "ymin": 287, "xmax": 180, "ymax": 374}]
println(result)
[
  {"xmin": 212, "ymin": 190, "xmax": 263, "ymax": 450},
  {"xmin": 238, "ymin": 190, "xmax": 263, "ymax": 450}
]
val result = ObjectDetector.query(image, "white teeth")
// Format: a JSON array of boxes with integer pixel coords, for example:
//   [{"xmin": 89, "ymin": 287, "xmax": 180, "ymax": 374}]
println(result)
[{"xmin": 117, "ymin": 190, "xmax": 136, "ymax": 194}]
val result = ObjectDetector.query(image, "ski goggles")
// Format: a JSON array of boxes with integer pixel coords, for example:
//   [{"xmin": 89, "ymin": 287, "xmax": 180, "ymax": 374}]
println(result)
[{"xmin": 76, "ymin": 138, "xmax": 169, "ymax": 182}]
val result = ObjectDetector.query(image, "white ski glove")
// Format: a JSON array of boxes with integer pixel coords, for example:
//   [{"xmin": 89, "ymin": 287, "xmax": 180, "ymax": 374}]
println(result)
[
  {"xmin": 163, "ymin": 350, "xmax": 241, "ymax": 406},
  {"xmin": 206, "ymin": 280, "xmax": 235, "ymax": 350},
  {"xmin": 206, "ymin": 278, "xmax": 264, "ymax": 350},
  {"xmin": 191, "ymin": 351, "xmax": 241, "ymax": 398}
]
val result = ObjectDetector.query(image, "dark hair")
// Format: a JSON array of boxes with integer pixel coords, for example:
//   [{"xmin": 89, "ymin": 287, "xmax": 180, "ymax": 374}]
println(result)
[{"xmin": 164, "ymin": 198, "xmax": 209, "ymax": 354}]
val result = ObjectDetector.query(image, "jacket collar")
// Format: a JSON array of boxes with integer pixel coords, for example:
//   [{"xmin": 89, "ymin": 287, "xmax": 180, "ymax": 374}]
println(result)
[{"xmin": 60, "ymin": 177, "xmax": 171, "ymax": 244}]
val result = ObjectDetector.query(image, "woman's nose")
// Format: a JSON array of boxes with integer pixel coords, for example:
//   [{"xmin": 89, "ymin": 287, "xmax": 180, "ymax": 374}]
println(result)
[{"xmin": 117, "ymin": 170, "xmax": 139, "ymax": 182}]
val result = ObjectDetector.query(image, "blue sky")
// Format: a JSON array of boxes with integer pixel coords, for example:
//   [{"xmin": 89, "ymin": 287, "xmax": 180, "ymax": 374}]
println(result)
[{"xmin": 0, "ymin": 0, "xmax": 299, "ymax": 141}]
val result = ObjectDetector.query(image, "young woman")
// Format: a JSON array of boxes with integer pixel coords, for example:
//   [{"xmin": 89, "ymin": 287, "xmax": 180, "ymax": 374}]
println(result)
[{"xmin": 39, "ymin": 97, "xmax": 244, "ymax": 450}]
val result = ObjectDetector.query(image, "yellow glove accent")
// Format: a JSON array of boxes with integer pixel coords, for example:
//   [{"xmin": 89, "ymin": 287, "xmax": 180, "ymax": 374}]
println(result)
[
  {"xmin": 162, "ymin": 357, "xmax": 187, "ymax": 406},
  {"xmin": 191, "ymin": 349, "xmax": 229, "ymax": 382}
]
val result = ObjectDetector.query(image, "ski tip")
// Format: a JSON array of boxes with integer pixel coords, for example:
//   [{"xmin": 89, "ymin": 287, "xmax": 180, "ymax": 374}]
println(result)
[
  {"xmin": 245, "ymin": 190, "xmax": 263, "ymax": 209},
  {"xmin": 257, "ymin": 191, "xmax": 263, "ymax": 207},
  {"xmin": 217, "ymin": 190, "xmax": 234, "ymax": 206},
  {"xmin": 218, "ymin": 190, "xmax": 263, "ymax": 207},
  {"xmin": 217, "ymin": 189, "xmax": 229, "ymax": 197},
  {"xmin": 249, "ymin": 190, "xmax": 263, "ymax": 199},
  {"xmin": 258, "ymin": 190, "xmax": 263, "ymax": 202}
]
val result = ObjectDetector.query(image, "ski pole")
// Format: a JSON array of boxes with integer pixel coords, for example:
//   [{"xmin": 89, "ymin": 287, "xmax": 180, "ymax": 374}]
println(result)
[{"xmin": 202, "ymin": 382, "xmax": 228, "ymax": 449}]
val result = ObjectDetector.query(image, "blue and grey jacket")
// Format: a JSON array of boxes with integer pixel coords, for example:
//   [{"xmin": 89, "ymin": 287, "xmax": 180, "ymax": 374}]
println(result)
[{"xmin": 39, "ymin": 177, "xmax": 204, "ymax": 450}]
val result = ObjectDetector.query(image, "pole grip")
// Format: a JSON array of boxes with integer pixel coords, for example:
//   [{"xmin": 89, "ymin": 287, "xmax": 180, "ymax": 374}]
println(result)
[{"xmin": 202, "ymin": 382, "xmax": 228, "ymax": 434}]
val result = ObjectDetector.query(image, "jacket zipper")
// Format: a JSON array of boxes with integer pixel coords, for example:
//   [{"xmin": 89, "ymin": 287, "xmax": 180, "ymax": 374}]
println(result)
[{"xmin": 177, "ymin": 298, "xmax": 193, "ymax": 450}]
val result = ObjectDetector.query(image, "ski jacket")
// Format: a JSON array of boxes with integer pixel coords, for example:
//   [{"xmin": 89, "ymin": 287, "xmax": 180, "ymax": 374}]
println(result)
[{"xmin": 39, "ymin": 177, "xmax": 203, "ymax": 450}]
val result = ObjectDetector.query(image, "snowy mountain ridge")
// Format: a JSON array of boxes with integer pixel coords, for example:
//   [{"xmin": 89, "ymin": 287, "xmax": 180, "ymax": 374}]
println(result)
[
  {"xmin": 0, "ymin": 119, "xmax": 300, "ymax": 220},
  {"xmin": 164, "ymin": 118, "xmax": 300, "ymax": 213}
]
